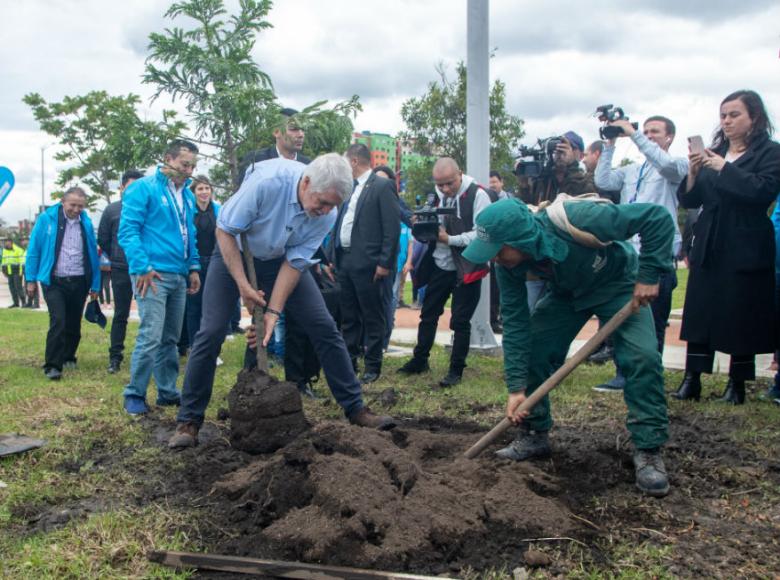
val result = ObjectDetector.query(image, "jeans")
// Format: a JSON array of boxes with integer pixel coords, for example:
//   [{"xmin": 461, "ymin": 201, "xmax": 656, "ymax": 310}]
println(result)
[
  {"xmin": 124, "ymin": 272, "xmax": 187, "ymax": 404},
  {"xmin": 109, "ymin": 269, "xmax": 133, "ymax": 364},
  {"xmin": 177, "ymin": 251, "xmax": 364, "ymax": 427}
]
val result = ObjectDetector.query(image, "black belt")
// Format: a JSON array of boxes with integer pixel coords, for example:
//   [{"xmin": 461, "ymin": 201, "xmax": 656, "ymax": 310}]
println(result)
[
  {"xmin": 52, "ymin": 275, "xmax": 86, "ymax": 283},
  {"xmin": 339, "ymin": 246, "xmax": 352, "ymax": 253}
]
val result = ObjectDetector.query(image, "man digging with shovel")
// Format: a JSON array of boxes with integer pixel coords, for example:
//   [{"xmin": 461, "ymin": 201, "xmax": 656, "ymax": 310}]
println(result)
[
  {"xmin": 462, "ymin": 197, "xmax": 675, "ymax": 497},
  {"xmin": 169, "ymin": 154, "xmax": 395, "ymax": 449}
]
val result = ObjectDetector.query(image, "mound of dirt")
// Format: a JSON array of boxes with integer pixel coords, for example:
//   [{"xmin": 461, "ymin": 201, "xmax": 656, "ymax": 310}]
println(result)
[
  {"xmin": 211, "ymin": 422, "xmax": 577, "ymax": 572},
  {"xmin": 227, "ymin": 369, "xmax": 309, "ymax": 454}
]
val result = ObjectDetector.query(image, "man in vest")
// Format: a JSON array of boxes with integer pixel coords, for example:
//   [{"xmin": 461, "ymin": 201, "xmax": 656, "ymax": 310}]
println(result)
[
  {"xmin": 25, "ymin": 187, "xmax": 101, "ymax": 380},
  {"xmin": 397, "ymin": 157, "xmax": 492, "ymax": 387},
  {"xmin": 462, "ymin": 197, "xmax": 674, "ymax": 497},
  {"xmin": 2, "ymin": 239, "xmax": 26, "ymax": 308}
]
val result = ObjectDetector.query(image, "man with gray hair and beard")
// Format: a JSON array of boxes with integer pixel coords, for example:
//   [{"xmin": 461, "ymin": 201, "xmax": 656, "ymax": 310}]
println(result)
[{"xmin": 170, "ymin": 154, "xmax": 395, "ymax": 449}]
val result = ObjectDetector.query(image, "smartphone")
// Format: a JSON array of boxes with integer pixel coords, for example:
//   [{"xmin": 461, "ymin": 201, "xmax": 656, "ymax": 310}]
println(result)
[{"xmin": 688, "ymin": 135, "xmax": 705, "ymax": 154}]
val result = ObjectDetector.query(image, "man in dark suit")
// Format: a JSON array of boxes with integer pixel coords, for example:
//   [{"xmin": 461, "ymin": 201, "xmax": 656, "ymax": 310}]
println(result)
[
  {"xmin": 237, "ymin": 108, "xmax": 310, "ymax": 186},
  {"xmin": 332, "ymin": 144, "xmax": 400, "ymax": 383}
]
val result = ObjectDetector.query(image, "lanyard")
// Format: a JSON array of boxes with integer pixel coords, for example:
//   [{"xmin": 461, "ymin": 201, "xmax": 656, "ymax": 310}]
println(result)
[
  {"xmin": 165, "ymin": 183, "xmax": 189, "ymax": 259},
  {"xmin": 629, "ymin": 161, "xmax": 649, "ymax": 204}
]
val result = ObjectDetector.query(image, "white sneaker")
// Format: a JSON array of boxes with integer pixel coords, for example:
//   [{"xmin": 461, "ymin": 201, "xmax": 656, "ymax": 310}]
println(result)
[
  {"xmin": 216, "ymin": 356, "xmax": 224, "ymax": 366},
  {"xmin": 225, "ymin": 334, "xmax": 236, "ymax": 341}
]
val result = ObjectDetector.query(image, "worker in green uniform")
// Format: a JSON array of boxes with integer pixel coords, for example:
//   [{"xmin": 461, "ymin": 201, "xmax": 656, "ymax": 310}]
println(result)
[{"xmin": 463, "ymin": 197, "xmax": 674, "ymax": 497}]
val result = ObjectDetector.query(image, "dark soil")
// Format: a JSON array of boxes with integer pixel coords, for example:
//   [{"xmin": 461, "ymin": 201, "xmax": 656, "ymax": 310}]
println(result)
[
  {"xmin": 227, "ymin": 369, "xmax": 309, "ymax": 454},
  {"xmin": 9, "ymin": 404, "xmax": 780, "ymax": 578}
]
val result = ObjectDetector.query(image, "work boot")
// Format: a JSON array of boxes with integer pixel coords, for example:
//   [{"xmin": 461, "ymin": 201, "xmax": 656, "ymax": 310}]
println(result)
[
  {"xmin": 349, "ymin": 407, "xmax": 396, "ymax": 430},
  {"xmin": 168, "ymin": 422, "xmax": 200, "ymax": 448},
  {"xmin": 633, "ymin": 448, "xmax": 670, "ymax": 497},
  {"xmin": 717, "ymin": 379, "xmax": 745, "ymax": 405},
  {"xmin": 587, "ymin": 343, "xmax": 614, "ymax": 365},
  {"xmin": 671, "ymin": 371, "xmax": 701, "ymax": 401},
  {"xmin": 397, "ymin": 358, "xmax": 430, "ymax": 375},
  {"xmin": 495, "ymin": 426, "xmax": 551, "ymax": 461}
]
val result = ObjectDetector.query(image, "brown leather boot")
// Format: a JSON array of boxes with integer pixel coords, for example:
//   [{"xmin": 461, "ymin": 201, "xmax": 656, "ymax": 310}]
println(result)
[
  {"xmin": 168, "ymin": 422, "xmax": 200, "ymax": 448},
  {"xmin": 349, "ymin": 407, "xmax": 396, "ymax": 430}
]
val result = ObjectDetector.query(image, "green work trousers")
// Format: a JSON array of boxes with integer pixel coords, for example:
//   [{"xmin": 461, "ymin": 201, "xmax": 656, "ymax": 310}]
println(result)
[{"xmin": 524, "ymin": 290, "xmax": 668, "ymax": 450}]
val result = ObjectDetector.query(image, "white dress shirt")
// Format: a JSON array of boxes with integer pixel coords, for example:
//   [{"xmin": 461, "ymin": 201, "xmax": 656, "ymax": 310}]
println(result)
[{"xmin": 339, "ymin": 169, "xmax": 372, "ymax": 248}]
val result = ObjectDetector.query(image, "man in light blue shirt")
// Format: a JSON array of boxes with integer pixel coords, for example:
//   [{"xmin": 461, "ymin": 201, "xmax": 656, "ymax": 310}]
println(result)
[
  {"xmin": 171, "ymin": 154, "xmax": 395, "ymax": 448},
  {"xmin": 594, "ymin": 115, "xmax": 688, "ymax": 393}
]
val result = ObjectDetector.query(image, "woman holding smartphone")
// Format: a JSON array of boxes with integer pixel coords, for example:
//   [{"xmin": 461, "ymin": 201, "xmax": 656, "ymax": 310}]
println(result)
[{"xmin": 673, "ymin": 90, "xmax": 780, "ymax": 404}]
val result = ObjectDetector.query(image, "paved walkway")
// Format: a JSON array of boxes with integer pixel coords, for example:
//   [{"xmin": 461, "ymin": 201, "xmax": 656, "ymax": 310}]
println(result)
[{"xmin": 1, "ymin": 281, "xmax": 775, "ymax": 378}]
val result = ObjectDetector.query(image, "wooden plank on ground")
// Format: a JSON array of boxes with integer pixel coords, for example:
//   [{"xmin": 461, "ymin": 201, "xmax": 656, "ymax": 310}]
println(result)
[{"xmin": 148, "ymin": 550, "xmax": 456, "ymax": 580}]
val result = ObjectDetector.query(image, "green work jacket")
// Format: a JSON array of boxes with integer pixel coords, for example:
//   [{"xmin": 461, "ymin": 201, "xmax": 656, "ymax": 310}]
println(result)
[{"xmin": 498, "ymin": 201, "xmax": 674, "ymax": 393}]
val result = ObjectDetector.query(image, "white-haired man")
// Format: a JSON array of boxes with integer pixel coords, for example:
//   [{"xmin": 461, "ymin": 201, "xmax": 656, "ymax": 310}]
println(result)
[{"xmin": 170, "ymin": 154, "xmax": 395, "ymax": 448}]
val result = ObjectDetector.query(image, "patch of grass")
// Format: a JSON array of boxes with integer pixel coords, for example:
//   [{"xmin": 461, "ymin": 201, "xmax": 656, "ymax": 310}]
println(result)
[{"xmin": 671, "ymin": 266, "xmax": 688, "ymax": 311}]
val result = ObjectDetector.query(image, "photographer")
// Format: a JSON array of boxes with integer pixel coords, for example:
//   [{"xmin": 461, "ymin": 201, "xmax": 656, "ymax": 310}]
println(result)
[
  {"xmin": 593, "ymin": 114, "xmax": 688, "ymax": 392},
  {"xmin": 519, "ymin": 131, "xmax": 596, "ymax": 206}
]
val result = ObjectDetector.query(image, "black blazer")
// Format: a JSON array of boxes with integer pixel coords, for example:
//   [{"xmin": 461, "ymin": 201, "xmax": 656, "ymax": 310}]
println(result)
[
  {"xmin": 237, "ymin": 146, "xmax": 311, "ymax": 186},
  {"xmin": 678, "ymin": 135, "xmax": 780, "ymax": 354},
  {"xmin": 331, "ymin": 173, "xmax": 400, "ymax": 271}
]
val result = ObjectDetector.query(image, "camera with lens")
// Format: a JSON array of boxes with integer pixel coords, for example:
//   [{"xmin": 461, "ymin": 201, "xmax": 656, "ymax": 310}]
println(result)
[
  {"xmin": 594, "ymin": 104, "xmax": 639, "ymax": 140},
  {"xmin": 411, "ymin": 196, "xmax": 456, "ymax": 243},
  {"xmin": 514, "ymin": 136, "xmax": 565, "ymax": 179}
]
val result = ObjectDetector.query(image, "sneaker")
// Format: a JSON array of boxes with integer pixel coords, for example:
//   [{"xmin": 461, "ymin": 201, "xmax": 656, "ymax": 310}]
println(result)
[
  {"xmin": 587, "ymin": 344, "xmax": 614, "ymax": 365},
  {"xmin": 397, "ymin": 358, "xmax": 430, "ymax": 375},
  {"xmin": 123, "ymin": 395, "xmax": 149, "ymax": 416},
  {"xmin": 439, "ymin": 371, "xmax": 462, "ymax": 387},
  {"xmin": 44, "ymin": 367, "xmax": 62, "ymax": 381},
  {"xmin": 156, "ymin": 395, "xmax": 181, "ymax": 407},
  {"xmin": 759, "ymin": 385, "xmax": 780, "ymax": 401},
  {"xmin": 349, "ymin": 407, "xmax": 396, "ymax": 430},
  {"xmin": 633, "ymin": 448, "xmax": 670, "ymax": 497},
  {"xmin": 168, "ymin": 422, "xmax": 199, "ymax": 448},
  {"xmin": 107, "ymin": 360, "xmax": 121, "ymax": 374},
  {"xmin": 216, "ymin": 356, "xmax": 224, "ymax": 367},
  {"xmin": 592, "ymin": 381, "xmax": 624, "ymax": 393},
  {"xmin": 496, "ymin": 427, "xmax": 551, "ymax": 461}
]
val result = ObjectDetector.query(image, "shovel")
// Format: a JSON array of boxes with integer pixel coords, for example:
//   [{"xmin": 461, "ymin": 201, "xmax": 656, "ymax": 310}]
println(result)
[
  {"xmin": 464, "ymin": 300, "xmax": 637, "ymax": 459},
  {"xmin": 240, "ymin": 232, "xmax": 268, "ymax": 373}
]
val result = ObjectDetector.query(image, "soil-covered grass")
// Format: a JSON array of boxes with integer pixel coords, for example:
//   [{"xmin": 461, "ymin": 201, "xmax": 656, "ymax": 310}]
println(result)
[{"xmin": 1, "ymin": 308, "xmax": 779, "ymax": 579}]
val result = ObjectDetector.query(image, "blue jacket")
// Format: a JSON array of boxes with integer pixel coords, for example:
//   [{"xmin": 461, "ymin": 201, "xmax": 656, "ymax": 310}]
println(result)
[
  {"xmin": 25, "ymin": 204, "xmax": 101, "ymax": 292},
  {"xmin": 118, "ymin": 167, "xmax": 201, "ymax": 276}
]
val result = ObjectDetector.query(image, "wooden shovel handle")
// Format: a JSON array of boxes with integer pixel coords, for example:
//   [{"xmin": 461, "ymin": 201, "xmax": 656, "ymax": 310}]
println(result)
[
  {"xmin": 464, "ymin": 300, "xmax": 637, "ymax": 459},
  {"xmin": 240, "ymin": 232, "xmax": 268, "ymax": 373}
]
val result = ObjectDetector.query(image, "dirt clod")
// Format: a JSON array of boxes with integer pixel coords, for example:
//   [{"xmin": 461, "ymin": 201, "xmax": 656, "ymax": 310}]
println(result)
[
  {"xmin": 523, "ymin": 549, "xmax": 552, "ymax": 567},
  {"xmin": 228, "ymin": 369, "xmax": 309, "ymax": 454}
]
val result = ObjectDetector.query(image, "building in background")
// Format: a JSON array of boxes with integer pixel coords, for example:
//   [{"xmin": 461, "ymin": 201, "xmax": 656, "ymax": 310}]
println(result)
[{"xmin": 352, "ymin": 131, "xmax": 431, "ymax": 194}]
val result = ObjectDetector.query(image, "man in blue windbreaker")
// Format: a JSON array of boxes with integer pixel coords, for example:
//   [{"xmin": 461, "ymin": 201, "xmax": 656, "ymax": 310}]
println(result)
[
  {"xmin": 118, "ymin": 140, "xmax": 202, "ymax": 415},
  {"xmin": 25, "ymin": 186, "xmax": 100, "ymax": 380}
]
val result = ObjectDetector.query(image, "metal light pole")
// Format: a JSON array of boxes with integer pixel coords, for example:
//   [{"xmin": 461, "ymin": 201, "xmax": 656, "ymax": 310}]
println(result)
[{"xmin": 466, "ymin": 0, "xmax": 501, "ymax": 355}]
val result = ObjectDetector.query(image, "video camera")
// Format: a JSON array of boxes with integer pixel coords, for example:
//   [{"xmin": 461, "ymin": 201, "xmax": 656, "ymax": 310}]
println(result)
[
  {"xmin": 594, "ymin": 104, "xmax": 639, "ymax": 140},
  {"xmin": 411, "ymin": 196, "xmax": 456, "ymax": 243},
  {"xmin": 513, "ymin": 136, "xmax": 565, "ymax": 179}
]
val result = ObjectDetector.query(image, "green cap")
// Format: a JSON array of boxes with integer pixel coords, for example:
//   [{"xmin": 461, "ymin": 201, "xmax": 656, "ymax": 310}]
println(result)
[{"xmin": 463, "ymin": 198, "xmax": 568, "ymax": 264}]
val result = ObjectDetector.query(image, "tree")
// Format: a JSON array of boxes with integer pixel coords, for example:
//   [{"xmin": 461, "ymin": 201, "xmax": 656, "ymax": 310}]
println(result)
[
  {"xmin": 23, "ymin": 91, "xmax": 187, "ymax": 206},
  {"xmin": 144, "ymin": 0, "xmax": 359, "ymax": 194},
  {"xmin": 399, "ymin": 61, "xmax": 524, "ymax": 189}
]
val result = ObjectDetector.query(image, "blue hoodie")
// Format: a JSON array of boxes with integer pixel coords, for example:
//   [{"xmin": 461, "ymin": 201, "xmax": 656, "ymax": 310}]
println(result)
[
  {"xmin": 25, "ymin": 204, "xmax": 101, "ymax": 292},
  {"xmin": 118, "ymin": 167, "xmax": 201, "ymax": 276}
]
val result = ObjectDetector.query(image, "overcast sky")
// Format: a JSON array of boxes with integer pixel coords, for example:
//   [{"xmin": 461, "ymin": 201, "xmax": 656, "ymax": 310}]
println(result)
[{"xmin": 1, "ymin": 0, "xmax": 779, "ymax": 223}]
